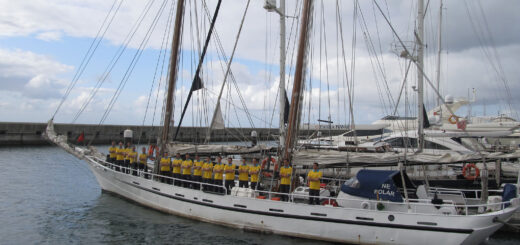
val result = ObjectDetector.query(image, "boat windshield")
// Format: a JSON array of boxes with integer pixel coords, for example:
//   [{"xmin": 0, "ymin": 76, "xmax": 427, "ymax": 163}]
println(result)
[{"xmin": 344, "ymin": 177, "xmax": 360, "ymax": 188}]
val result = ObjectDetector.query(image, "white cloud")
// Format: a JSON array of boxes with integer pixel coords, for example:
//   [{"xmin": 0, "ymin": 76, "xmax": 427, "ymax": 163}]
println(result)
[{"xmin": 36, "ymin": 31, "xmax": 63, "ymax": 41}]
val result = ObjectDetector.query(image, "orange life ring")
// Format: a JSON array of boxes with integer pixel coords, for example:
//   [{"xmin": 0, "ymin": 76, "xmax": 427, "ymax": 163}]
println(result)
[
  {"xmin": 448, "ymin": 115, "xmax": 459, "ymax": 124},
  {"xmin": 321, "ymin": 199, "xmax": 338, "ymax": 207},
  {"xmin": 261, "ymin": 157, "xmax": 278, "ymax": 177},
  {"xmin": 462, "ymin": 163, "xmax": 480, "ymax": 180}
]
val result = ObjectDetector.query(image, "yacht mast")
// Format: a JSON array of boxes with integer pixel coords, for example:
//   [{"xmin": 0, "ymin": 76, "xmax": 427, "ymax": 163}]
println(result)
[
  {"xmin": 435, "ymin": 0, "xmax": 443, "ymax": 116},
  {"xmin": 416, "ymin": 0, "xmax": 425, "ymax": 152},
  {"xmin": 283, "ymin": 0, "xmax": 313, "ymax": 161},
  {"xmin": 158, "ymin": 0, "xmax": 185, "ymax": 173}
]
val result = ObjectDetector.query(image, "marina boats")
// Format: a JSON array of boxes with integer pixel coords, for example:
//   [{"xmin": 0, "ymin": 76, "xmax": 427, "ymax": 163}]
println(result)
[{"xmin": 44, "ymin": 0, "xmax": 520, "ymax": 244}]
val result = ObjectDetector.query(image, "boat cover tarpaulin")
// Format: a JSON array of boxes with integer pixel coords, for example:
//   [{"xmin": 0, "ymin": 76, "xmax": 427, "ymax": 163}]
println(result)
[
  {"xmin": 341, "ymin": 170, "xmax": 404, "ymax": 202},
  {"xmin": 292, "ymin": 149, "xmax": 520, "ymax": 166}
]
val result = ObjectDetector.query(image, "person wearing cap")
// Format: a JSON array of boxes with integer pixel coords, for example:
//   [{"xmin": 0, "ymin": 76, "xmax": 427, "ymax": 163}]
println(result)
[
  {"xmin": 279, "ymin": 159, "xmax": 292, "ymax": 201},
  {"xmin": 159, "ymin": 152, "xmax": 171, "ymax": 183},
  {"xmin": 202, "ymin": 156, "xmax": 214, "ymax": 191},
  {"xmin": 307, "ymin": 162, "xmax": 322, "ymax": 205},
  {"xmin": 212, "ymin": 156, "xmax": 225, "ymax": 193},
  {"xmin": 192, "ymin": 155, "xmax": 203, "ymax": 190},
  {"xmin": 238, "ymin": 158, "xmax": 250, "ymax": 188},
  {"xmin": 248, "ymin": 158, "xmax": 261, "ymax": 190},
  {"xmin": 224, "ymin": 157, "xmax": 236, "ymax": 194},
  {"xmin": 171, "ymin": 153, "xmax": 182, "ymax": 186},
  {"xmin": 181, "ymin": 153, "xmax": 193, "ymax": 188}
]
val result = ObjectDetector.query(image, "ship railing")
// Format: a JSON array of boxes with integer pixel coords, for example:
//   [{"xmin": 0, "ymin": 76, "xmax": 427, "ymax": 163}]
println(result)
[
  {"xmin": 87, "ymin": 155, "xmax": 519, "ymax": 215},
  {"xmin": 428, "ymin": 186, "xmax": 504, "ymax": 200},
  {"xmin": 86, "ymin": 155, "xmax": 228, "ymax": 194}
]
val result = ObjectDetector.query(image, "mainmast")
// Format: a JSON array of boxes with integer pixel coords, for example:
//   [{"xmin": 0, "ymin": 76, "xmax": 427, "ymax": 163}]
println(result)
[
  {"xmin": 416, "ymin": 0, "xmax": 425, "ymax": 152},
  {"xmin": 283, "ymin": 0, "xmax": 313, "ymax": 161},
  {"xmin": 157, "ymin": 0, "xmax": 185, "ymax": 173},
  {"xmin": 435, "ymin": 0, "xmax": 443, "ymax": 116}
]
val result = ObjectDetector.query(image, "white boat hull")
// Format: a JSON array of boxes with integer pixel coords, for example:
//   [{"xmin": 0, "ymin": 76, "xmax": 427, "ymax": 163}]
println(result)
[{"xmin": 85, "ymin": 157, "xmax": 515, "ymax": 245}]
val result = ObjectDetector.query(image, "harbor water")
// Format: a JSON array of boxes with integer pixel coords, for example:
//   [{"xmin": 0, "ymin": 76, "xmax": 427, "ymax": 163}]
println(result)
[{"xmin": 1, "ymin": 145, "xmax": 520, "ymax": 244}]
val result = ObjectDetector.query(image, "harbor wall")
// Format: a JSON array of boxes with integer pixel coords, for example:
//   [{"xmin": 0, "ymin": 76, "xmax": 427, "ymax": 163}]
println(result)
[{"xmin": 0, "ymin": 122, "xmax": 346, "ymax": 146}]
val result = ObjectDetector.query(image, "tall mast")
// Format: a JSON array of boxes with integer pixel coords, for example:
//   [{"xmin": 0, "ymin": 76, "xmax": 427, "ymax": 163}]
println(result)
[
  {"xmin": 278, "ymin": 0, "xmax": 287, "ymax": 150},
  {"xmin": 264, "ymin": 0, "xmax": 287, "ymax": 150},
  {"xmin": 416, "ymin": 0, "xmax": 425, "ymax": 152},
  {"xmin": 158, "ymin": 0, "xmax": 185, "ymax": 172},
  {"xmin": 435, "ymin": 0, "xmax": 443, "ymax": 113},
  {"xmin": 283, "ymin": 0, "xmax": 313, "ymax": 161}
]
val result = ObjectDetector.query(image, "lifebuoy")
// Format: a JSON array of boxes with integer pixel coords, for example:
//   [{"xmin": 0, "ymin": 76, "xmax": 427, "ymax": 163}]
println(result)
[
  {"xmin": 321, "ymin": 199, "xmax": 338, "ymax": 207},
  {"xmin": 462, "ymin": 163, "xmax": 480, "ymax": 180},
  {"xmin": 261, "ymin": 157, "xmax": 278, "ymax": 177},
  {"xmin": 448, "ymin": 115, "xmax": 459, "ymax": 124}
]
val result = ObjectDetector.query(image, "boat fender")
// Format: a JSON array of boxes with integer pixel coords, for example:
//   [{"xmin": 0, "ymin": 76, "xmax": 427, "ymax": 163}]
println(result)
[
  {"xmin": 321, "ymin": 199, "xmax": 338, "ymax": 207},
  {"xmin": 361, "ymin": 201, "xmax": 370, "ymax": 210},
  {"xmin": 462, "ymin": 163, "xmax": 480, "ymax": 181},
  {"xmin": 448, "ymin": 115, "xmax": 459, "ymax": 124}
]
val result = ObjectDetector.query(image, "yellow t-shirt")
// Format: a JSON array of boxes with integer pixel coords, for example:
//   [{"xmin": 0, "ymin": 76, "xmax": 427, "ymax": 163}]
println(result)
[
  {"xmin": 160, "ymin": 157, "xmax": 171, "ymax": 172},
  {"xmin": 193, "ymin": 160, "xmax": 203, "ymax": 176},
  {"xmin": 213, "ymin": 163, "xmax": 224, "ymax": 180},
  {"xmin": 202, "ymin": 162, "xmax": 213, "ymax": 179},
  {"xmin": 124, "ymin": 148, "xmax": 131, "ymax": 161},
  {"xmin": 128, "ymin": 151, "xmax": 137, "ymax": 164},
  {"xmin": 224, "ymin": 164, "xmax": 236, "ymax": 180},
  {"xmin": 181, "ymin": 159, "xmax": 193, "ymax": 175},
  {"xmin": 109, "ymin": 146, "xmax": 117, "ymax": 158},
  {"xmin": 307, "ymin": 170, "xmax": 322, "ymax": 190},
  {"xmin": 249, "ymin": 165, "xmax": 261, "ymax": 183},
  {"xmin": 238, "ymin": 165, "xmax": 249, "ymax": 181},
  {"xmin": 116, "ymin": 148, "xmax": 125, "ymax": 161},
  {"xmin": 172, "ymin": 158, "xmax": 182, "ymax": 174},
  {"xmin": 280, "ymin": 166, "xmax": 293, "ymax": 185},
  {"xmin": 138, "ymin": 153, "xmax": 147, "ymax": 165}
]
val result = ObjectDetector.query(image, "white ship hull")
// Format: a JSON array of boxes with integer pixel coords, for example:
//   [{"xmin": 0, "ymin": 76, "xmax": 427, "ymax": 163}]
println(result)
[{"xmin": 86, "ymin": 155, "xmax": 515, "ymax": 245}]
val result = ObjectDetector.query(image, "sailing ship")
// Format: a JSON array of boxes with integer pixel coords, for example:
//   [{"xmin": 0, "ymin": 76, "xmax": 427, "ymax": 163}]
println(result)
[{"xmin": 44, "ymin": 0, "xmax": 520, "ymax": 244}]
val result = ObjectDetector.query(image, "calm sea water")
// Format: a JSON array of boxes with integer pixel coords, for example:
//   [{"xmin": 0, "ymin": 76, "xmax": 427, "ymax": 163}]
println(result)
[{"xmin": 1, "ymin": 145, "xmax": 519, "ymax": 244}]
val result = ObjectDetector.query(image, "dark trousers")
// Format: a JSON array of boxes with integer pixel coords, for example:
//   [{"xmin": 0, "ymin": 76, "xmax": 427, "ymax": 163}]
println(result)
[
  {"xmin": 123, "ymin": 160, "xmax": 130, "ymax": 174},
  {"xmin": 192, "ymin": 175, "xmax": 202, "ymax": 190},
  {"xmin": 250, "ymin": 182, "xmax": 257, "ymax": 190},
  {"xmin": 202, "ymin": 178, "xmax": 212, "ymax": 191},
  {"xmin": 239, "ymin": 180, "xmax": 248, "ymax": 188},
  {"xmin": 214, "ymin": 179, "xmax": 224, "ymax": 193},
  {"xmin": 131, "ymin": 164, "xmax": 138, "ymax": 176},
  {"xmin": 115, "ymin": 160, "xmax": 123, "ymax": 172},
  {"xmin": 109, "ymin": 157, "xmax": 116, "ymax": 168},
  {"xmin": 139, "ymin": 164, "xmax": 148, "ymax": 179},
  {"xmin": 225, "ymin": 179, "xmax": 235, "ymax": 194},
  {"xmin": 280, "ymin": 184, "xmax": 290, "ymax": 201},
  {"xmin": 160, "ymin": 171, "xmax": 171, "ymax": 184},
  {"xmin": 309, "ymin": 189, "xmax": 320, "ymax": 205},
  {"xmin": 173, "ymin": 173, "xmax": 181, "ymax": 186},
  {"xmin": 182, "ymin": 174, "xmax": 191, "ymax": 188}
]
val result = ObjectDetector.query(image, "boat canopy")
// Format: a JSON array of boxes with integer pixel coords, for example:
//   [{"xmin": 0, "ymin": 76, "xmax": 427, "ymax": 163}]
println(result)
[{"xmin": 340, "ymin": 170, "xmax": 415, "ymax": 202}]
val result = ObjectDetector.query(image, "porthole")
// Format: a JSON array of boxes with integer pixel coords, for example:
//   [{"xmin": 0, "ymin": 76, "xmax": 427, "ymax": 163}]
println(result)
[{"xmin": 388, "ymin": 215, "xmax": 395, "ymax": 221}]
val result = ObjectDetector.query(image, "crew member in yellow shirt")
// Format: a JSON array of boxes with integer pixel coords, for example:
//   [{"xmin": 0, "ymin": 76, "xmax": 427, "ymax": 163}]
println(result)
[
  {"xmin": 279, "ymin": 159, "xmax": 293, "ymax": 201},
  {"xmin": 307, "ymin": 162, "xmax": 323, "ymax": 205},
  {"xmin": 138, "ymin": 147, "xmax": 148, "ymax": 178},
  {"xmin": 115, "ymin": 142, "xmax": 125, "ymax": 172},
  {"xmin": 171, "ymin": 153, "xmax": 182, "ymax": 186},
  {"xmin": 212, "ymin": 156, "xmax": 224, "ymax": 193},
  {"xmin": 108, "ymin": 141, "xmax": 117, "ymax": 166},
  {"xmin": 128, "ymin": 146, "xmax": 138, "ymax": 176},
  {"xmin": 192, "ymin": 155, "xmax": 203, "ymax": 190},
  {"xmin": 123, "ymin": 142, "xmax": 132, "ymax": 174},
  {"xmin": 238, "ymin": 158, "xmax": 249, "ymax": 188},
  {"xmin": 159, "ymin": 152, "xmax": 171, "ymax": 183},
  {"xmin": 224, "ymin": 157, "xmax": 236, "ymax": 194},
  {"xmin": 201, "ymin": 156, "xmax": 213, "ymax": 191},
  {"xmin": 248, "ymin": 158, "xmax": 261, "ymax": 190},
  {"xmin": 181, "ymin": 153, "xmax": 193, "ymax": 188}
]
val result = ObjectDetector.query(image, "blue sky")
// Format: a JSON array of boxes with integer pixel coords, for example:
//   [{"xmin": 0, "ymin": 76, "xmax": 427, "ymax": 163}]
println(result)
[{"xmin": 0, "ymin": 0, "xmax": 519, "ymax": 129}]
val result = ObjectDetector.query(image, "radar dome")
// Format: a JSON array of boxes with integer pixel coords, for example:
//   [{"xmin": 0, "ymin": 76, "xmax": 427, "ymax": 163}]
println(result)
[{"xmin": 445, "ymin": 95, "xmax": 454, "ymax": 104}]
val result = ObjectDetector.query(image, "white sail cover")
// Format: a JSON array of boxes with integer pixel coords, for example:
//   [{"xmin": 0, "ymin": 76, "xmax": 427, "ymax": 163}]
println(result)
[{"xmin": 166, "ymin": 143, "xmax": 273, "ymax": 155}]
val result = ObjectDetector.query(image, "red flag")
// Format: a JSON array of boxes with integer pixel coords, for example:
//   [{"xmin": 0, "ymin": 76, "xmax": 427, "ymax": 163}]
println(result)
[
  {"xmin": 77, "ymin": 132, "xmax": 85, "ymax": 143},
  {"xmin": 457, "ymin": 120, "xmax": 467, "ymax": 130}
]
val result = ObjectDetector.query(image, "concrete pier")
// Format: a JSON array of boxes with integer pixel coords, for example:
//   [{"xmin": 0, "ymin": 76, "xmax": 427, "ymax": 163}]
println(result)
[{"xmin": 0, "ymin": 122, "xmax": 346, "ymax": 146}]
